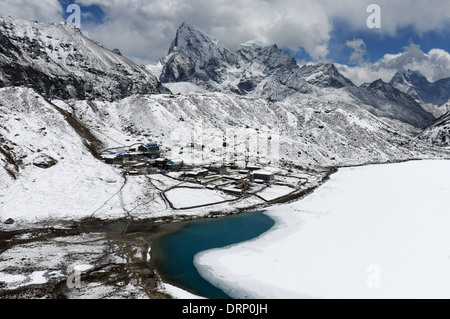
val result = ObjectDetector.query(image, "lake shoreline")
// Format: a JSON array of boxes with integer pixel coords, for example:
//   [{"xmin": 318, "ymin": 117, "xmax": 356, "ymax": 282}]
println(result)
[{"xmin": 0, "ymin": 166, "xmax": 335, "ymax": 299}]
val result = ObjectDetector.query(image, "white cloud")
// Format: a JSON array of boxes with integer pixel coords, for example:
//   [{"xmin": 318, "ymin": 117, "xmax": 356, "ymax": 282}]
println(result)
[
  {"xmin": 72, "ymin": 0, "xmax": 449, "ymax": 65},
  {"xmin": 335, "ymin": 64, "xmax": 396, "ymax": 86},
  {"xmin": 345, "ymin": 39, "xmax": 368, "ymax": 65},
  {"xmin": 319, "ymin": 0, "xmax": 450, "ymax": 35},
  {"xmin": 0, "ymin": 0, "xmax": 448, "ymax": 76},
  {"xmin": 73, "ymin": 0, "xmax": 333, "ymax": 63},
  {"xmin": 336, "ymin": 43, "xmax": 450, "ymax": 86},
  {"xmin": 0, "ymin": 0, "xmax": 63, "ymax": 23}
]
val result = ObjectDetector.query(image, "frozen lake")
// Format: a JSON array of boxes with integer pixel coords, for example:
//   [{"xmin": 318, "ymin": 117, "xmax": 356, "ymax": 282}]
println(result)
[{"xmin": 194, "ymin": 160, "xmax": 450, "ymax": 299}]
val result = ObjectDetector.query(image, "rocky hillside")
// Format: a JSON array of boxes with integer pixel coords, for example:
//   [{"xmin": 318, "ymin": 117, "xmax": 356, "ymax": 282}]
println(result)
[
  {"xmin": 390, "ymin": 69, "xmax": 450, "ymax": 107},
  {"xmin": 298, "ymin": 63, "xmax": 355, "ymax": 88},
  {"xmin": 419, "ymin": 112, "xmax": 450, "ymax": 147},
  {"xmin": 0, "ymin": 15, "xmax": 163, "ymax": 101},
  {"xmin": 160, "ymin": 22, "xmax": 313, "ymax": 101},
  {"xmin": 346, "ymin": 79, "xmax": 436, "ymax": 129},
  {"xmin": 390, "ymin": 69, "xmax": 450, "ymax": 117}
]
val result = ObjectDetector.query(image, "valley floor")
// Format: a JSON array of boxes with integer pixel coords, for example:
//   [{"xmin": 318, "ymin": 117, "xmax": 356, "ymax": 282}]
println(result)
[{"xmin": 2, "ymin": 159, "xmax": 449, "ymax": 299}]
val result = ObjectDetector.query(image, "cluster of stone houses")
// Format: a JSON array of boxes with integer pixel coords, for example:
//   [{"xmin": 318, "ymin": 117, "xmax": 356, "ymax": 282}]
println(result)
[
  {"xmin": 100, "ymin": 142, "xmax": 185, "ymax": 174},
  {"xmin": 100, "ymin": 142, "xmax": 278, "ymax": 197}
]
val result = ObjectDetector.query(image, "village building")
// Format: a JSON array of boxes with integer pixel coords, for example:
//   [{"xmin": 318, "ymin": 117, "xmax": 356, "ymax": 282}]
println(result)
[
  {"xmin": 224, "ymin": 161, "xmax": 238, "ymax": 169},
  {"xmin": 221, "ymin": 186, "xmax": 243, "ymax": 196},
  {"xmin": 154, "ymin": 158, "xmax": 169, "ymax": 168},
  {"xmin": 138, "ymin": 143, "xmax": 161, "ymax": 159},
  {"xmin": 207, "ymin": 163, "xmax": 226, "ymax": 174},
  {"xmin": 100, "ymin": 142, "xmax": 161, "ymax": 165},
  {"xmin": 100, "ymin": 152, "xmax": 129, "ymax": 165},
  {"xmin": 232, "ymin": 179, "xmax": 247, "ymax": 189},
  {"xmin": 250, "ymin": 169, "xmax": 275, "ymax": 183}
]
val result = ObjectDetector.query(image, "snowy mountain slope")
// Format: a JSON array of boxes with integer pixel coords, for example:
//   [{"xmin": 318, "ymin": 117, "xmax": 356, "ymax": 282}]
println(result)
[
  {"xmin": 0, "ymin": 87, "xmax": 183, "ymax": 229},
  {"xmin": 346, "ymin": 79, "xmax": 436, "ymax": 129},
  {"xmin": 1, "ymin": 86, "xmax": 449, "ymax": 228},
  {"xmin": 0, "ymin": 87, "xmax": 123, "ymax": 224},
  {"xmin": 390, "ymin": 69, "xmax": 450, "ymax": 117},
  {"xmin": 55, "ymin": 90, "xmax": 449, "ymax": 169},
  {"xmin": 158, "ymin": 23, "xmax": 435, "ymax": 129},
  {"xmin": 0, "ymin": 15, "xmax": 163, "ymax": 101},
  {"xmin": 297, "ymin": 65, "xmax": 435, "ymax": 128},
  {"xmin": 1, "ymin": 17, "xmax": 450, "ymax": 230},
  {"xmin": 298, "ymin": 63, "xmax": 355, "ymax": 88},
  {"xmin": 162, "ymin": 82, "xmax": 208, "ymax": 94},
  {"xmin": 418, "ymin": 111, "xmax": 450, "ymax": 147}
]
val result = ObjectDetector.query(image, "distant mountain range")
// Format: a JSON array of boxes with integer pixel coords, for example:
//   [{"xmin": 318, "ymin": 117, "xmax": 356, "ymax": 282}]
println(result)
[
  {"xmin": 157, "ymin": 22, "xmax": 436, "ymax": 129},
  {"xmin": 159, "ymin": 22, "xmax": 312, "ymax": 101},
  {"xmin": 390, "ymin": 69, "xmax": 450, "ymax": 117}
]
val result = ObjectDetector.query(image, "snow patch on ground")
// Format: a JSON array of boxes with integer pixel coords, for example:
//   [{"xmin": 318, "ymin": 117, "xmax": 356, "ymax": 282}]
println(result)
[
  {"xmin": 257, "ymin": 185, "xmax": 294, "ymax": 201},
  {"xmin": 160, "ymin": 282, "xmax": 205, "ymax": 299}
]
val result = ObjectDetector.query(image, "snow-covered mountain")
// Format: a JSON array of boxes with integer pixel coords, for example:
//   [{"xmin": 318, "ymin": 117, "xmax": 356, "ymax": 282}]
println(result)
[
  {"xmin": 0, "ymin": 17, "xmax": 446, "ymax": 185},
  {"xmin": 159, "ymin": 22, "xmax": 435, "ymax": 129},
  {"xmin": 346, "ymin": 79, "xmax": 436, "ymax": 129},
  {"xmin": 298, "ymin": 63, "xmax": 355, "ymax": 88},
  {"xmin": 160, "ymin": 22, "xmax": 312, "ymax": 101},
  {"xmin": 390, "ymin": 69, "xmax": 450, "ymax": 117},
  {"xmin": 0, "ymin": 15, "xmax": 163, "ymax": 101}
]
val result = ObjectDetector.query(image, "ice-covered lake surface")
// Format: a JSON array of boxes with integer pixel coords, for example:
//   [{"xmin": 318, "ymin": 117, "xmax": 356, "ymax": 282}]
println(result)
[{"xmin": 194, "ymin": 160, "xmax": 450, "ymax": 299}]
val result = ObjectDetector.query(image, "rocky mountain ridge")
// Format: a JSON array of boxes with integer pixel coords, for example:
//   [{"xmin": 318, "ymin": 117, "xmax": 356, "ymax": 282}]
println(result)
[
  {"xmin": 159, "ymin": 22, "xmax": 435, "ymax": 129},
  {"xmin": 390, "ymin": 69, "xmax": 450, "ymax": 117},
  {"xmin": 0, "ymin": 15, "xmax": 163, "ymax": 101}
]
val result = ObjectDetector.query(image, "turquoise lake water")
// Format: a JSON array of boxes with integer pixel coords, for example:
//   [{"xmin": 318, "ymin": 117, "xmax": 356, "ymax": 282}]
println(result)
[{"xmin": 152, "ymin": 211, "xmax": 275, "ymax": 299}]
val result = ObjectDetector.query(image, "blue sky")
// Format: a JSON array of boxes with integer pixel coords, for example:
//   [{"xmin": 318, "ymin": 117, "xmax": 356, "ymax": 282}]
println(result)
[
  {"xmin": 326, "ymin": 19, "xmax": 450, "ymax": 65},
  {"xmin": 1, "ymin": 0, "xmax": 449, "ymax": 84}
]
